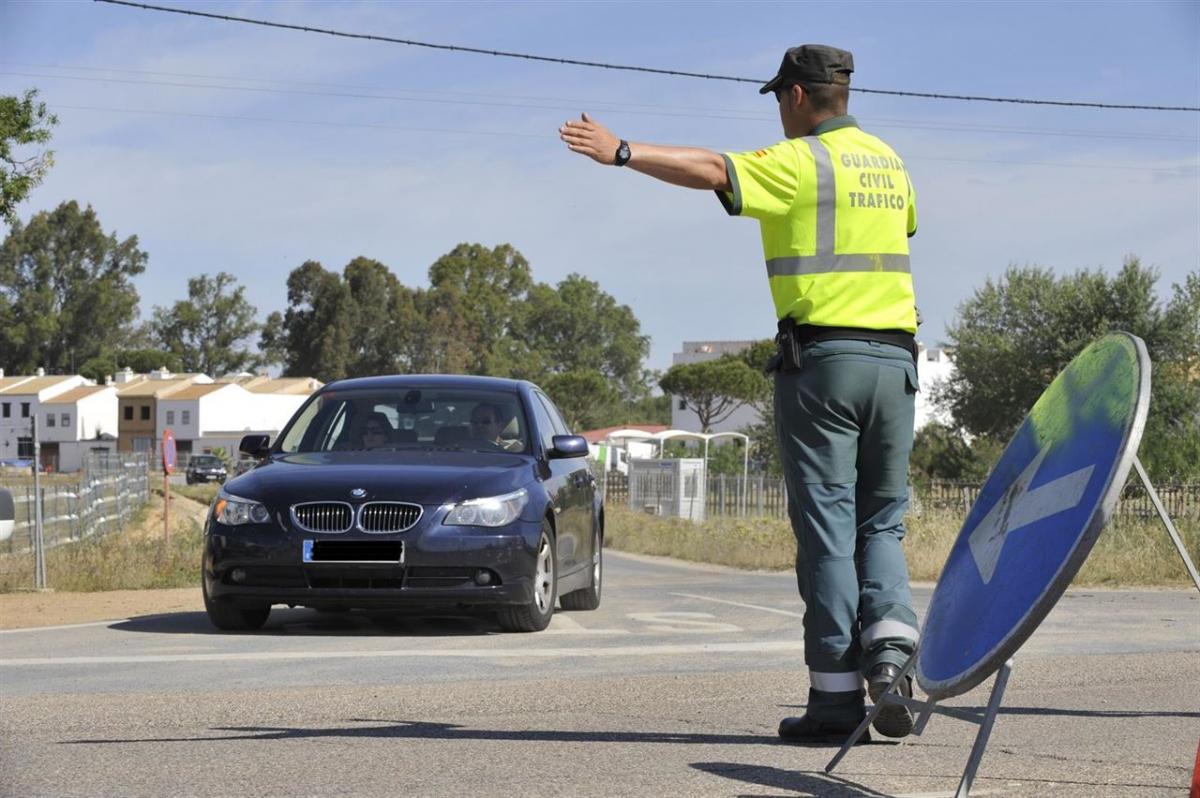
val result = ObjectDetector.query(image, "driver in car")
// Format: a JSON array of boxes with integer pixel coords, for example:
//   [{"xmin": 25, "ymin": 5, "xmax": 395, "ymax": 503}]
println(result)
[{"xmin": 469, "ymin": 403, "xmax": 519, "ymax": 451}]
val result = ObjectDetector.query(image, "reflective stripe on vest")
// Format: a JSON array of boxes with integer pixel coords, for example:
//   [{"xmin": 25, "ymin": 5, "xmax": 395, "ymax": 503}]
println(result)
[{"xmin": 763, "ymin": 137, "xmax": 911, "ymax": 279}]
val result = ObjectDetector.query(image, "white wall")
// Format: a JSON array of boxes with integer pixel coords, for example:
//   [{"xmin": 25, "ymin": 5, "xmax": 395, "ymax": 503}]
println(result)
[
  {"xmin": 42, "ymin": 388, "xmax": 117, "ymax": 444},
  {"xmin": 0, "ymin": 377, "xmax": 86, "ymax": 460},
  {"xmin": 57, "ymin": 440, "xmax": 118, "ymax": 473},
  {"xmin": 915, "ymin": 347, "xmax": 956, "ymax": 430}
]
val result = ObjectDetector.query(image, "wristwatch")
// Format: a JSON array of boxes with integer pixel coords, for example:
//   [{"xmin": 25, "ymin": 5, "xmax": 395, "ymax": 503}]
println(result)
[{"xmin": 613, "ymin": 139, "xmax": 631, "ymax": 167}]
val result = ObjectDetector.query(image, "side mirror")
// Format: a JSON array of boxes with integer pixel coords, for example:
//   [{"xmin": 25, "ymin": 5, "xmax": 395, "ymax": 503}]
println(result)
[
  {"xmin": 239, "ymin": 434, "xmax": 271, "ymax": 459},
  {"xmin": 0, "ymin": 487, "xmax": 14, "ymax": 543},
  {"xmin": 549, "ymin": 435, "xmax": 589, "ymax": 459}
]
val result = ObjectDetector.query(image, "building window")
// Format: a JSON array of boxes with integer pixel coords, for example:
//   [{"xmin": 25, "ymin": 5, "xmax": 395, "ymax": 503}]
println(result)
[
  {"xmin": 17, "ymin": 437, "xmax": 33, "ymax": 458},
  {"xmin": 124, "ymin": 406, "xmax": 133, "ymax": 421},
  {"xmin": 140, "ymin": 406, "xmax": 150, "ymax": 421},
  {"xmin": 21, "ymin": 402, "xmax": 30, "ymax": 418},
  {"xmin": 46, "ymin": 412, "xmax": 55, "ymax": 427},
  {"xmin": 166, "ymin": 410, "xmax": 175, "ymax": 425},
  {"xmin": 61, "ymin": 413, "xmax": 70, "ymax": 427},
  {"xmin": 181, "ymin": 410, "xmax": 191, "ymax": 425},
  {"xmin": 678, "ymin": 399, "xmax": 687, "ymax": 410},
  {"xmin": 1, "ymin": 403, "xmax": 9, "ymax": 418}
]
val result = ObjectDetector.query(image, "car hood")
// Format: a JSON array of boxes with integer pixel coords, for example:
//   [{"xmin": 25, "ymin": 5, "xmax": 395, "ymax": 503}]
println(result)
[{"xmin": 222, "ymin": 449, "xmax": 536, "ymax": 507}]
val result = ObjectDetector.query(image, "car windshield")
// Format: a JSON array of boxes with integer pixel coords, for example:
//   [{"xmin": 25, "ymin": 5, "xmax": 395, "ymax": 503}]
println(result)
[
  {"xmin": 277, "ymin": 387, "xmax": 530, "ymax": 455},
  {"xmin": 193, "ymin": 456, "xmax": 222, "ymax": 467}
]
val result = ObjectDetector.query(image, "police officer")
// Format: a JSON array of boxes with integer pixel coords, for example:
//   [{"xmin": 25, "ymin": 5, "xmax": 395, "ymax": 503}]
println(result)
[{"xmin": 559, "ymin": 44, "xmax": 919, "ymax": 743}]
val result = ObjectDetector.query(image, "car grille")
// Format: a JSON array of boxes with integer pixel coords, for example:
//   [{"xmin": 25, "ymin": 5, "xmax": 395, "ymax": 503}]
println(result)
[
  {"xmin": 291, "ymin": 502, "xmax": 354, "ymax": 533},
  {"xmin": 358, "ymin": 502, "xmax": 422, "ymax": 533}
]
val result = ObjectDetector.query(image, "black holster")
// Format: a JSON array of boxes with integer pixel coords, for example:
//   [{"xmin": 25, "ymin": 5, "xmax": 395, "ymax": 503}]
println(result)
[{"xmin": 774, "ymin": 319, "xmax": 804, "ymax": 372}]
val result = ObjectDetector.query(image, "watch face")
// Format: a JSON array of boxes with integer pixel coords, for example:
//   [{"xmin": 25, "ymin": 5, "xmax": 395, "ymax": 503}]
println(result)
[{"xmin": 616, "ymin": 141, "xmax": 631, "ymax": 165}]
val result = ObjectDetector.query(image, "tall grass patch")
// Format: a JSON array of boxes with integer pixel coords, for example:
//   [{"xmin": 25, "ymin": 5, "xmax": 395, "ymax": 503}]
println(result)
[{"xmin": 605, "ymin": 505, "xmax": 1198, "ymax": 587}]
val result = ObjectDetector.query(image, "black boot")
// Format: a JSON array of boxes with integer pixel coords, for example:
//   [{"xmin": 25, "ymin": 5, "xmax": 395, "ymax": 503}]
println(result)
[
  {"xmin": 866, "ymin": 663, "xmax": 915, "ymax": 738},
  {"xmin": 777, "ymin": 714, "xmax": 871, "ymax": 744}
]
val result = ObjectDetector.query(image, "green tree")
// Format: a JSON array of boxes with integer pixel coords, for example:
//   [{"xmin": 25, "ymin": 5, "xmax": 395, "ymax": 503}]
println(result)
[
  {"xmin": 541, "ymin": 369, "xmax": 621, "ymax": 432},
  {"xmin": 264, "ymin": 257, "xmax": 422, "ymax": 381},
  {"xmin": 0, "ymin": 201, "xmax": 145, "ymax": 373},
  {"xmin": 515, "ymin": 274, "xmax": 650, "ymax": 395},
  {"xmin": 413, "ymin": 243, "xmax": 534, "ymax": 375},
  {"xmin": 939, "ymin": 259, "xmax": 1200, "ymax": 480},
  {"xmin": 151, "ymin": 272, "xmax": 262, "ymax": 376},
  {"xmin": 1, "ymin": 90, "xmax": 57, "ymax": 225},
  {"xmin": 79, "ymin": 349, "xmax": 183, "ymax": 382},
  {"xmin": 735, "ymin": 338, "xmax": 779, "ymax": 474},
  {"xmin": 659, "ymin": 355, "xmax": 765, "ymax": 433},
  {"xmin": 264, "ymin": 260, "xmax": 355, "ymax": 380},
  {"xmin": 908, "ymin": 423, "xmax": 1002, "ymax": 486}
]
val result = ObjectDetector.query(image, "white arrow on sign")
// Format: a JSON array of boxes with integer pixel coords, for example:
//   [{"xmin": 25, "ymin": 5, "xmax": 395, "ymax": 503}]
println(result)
[{"xmin": 967, "ymin": 444, "xmax": 1095, "ymax": 584}]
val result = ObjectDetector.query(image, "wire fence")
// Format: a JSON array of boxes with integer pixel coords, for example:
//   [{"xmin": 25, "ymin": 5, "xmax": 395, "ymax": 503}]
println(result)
[
  {"xmin": 0, "ymin": 452, "xmax": 152, "ymax": 587},
  {"xmin": 600, "ymin": 469, "xmax": 1200, "ymax": 523}
]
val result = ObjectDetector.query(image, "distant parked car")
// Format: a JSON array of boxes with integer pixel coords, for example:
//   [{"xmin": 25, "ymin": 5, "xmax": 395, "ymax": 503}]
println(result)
[
  {"xmin": 201, "ymin": 375, "xmax": 603, "ymax": 633},
  {"xmin": 186, "ymin": 455, "xmax": 228, "ymax": 485}
]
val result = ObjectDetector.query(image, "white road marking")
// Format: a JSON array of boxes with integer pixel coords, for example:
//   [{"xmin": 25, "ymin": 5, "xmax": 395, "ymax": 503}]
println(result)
[
  {"xmin": 968, "ymin": 444, "xmax": 1094, "ymax": 583},
  {"xmin": 626, "ymin": 612, "xmax": 742, "ymax": 633},
  {"xmin": 543, "ymin": 614, "xmax": 626, "ymax": 635},
  {"xmin": 670, "ymin": 592, "xmax": 804, "ymax": 618},
  {"xmin": 0, "ymin": 619, "xmax": 129, "ymax": 635},
  {"xmin": 0, "ymin": 639, "xmax": 804, "ymax": 667}
]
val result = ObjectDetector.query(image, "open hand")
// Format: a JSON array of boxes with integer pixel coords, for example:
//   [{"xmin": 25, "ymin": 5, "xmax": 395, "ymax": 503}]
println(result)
[{"xmin": 559, "ymin": 113, "xmax": 620, "ymax": 164}]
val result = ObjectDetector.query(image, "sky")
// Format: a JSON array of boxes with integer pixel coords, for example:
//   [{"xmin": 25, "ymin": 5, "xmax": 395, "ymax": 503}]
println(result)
[{"xmin": 1, "ymin": 0, "xmax": 1197, "ymax": 376}]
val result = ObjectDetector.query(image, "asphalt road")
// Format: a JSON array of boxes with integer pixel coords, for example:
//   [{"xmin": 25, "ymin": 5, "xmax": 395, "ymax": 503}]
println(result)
[{"xmin": 1, "ymin": 550, "xmax": 1197, "ymax": 798}]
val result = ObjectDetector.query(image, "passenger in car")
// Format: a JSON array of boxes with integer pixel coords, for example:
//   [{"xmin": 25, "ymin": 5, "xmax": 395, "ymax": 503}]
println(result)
[{"xmin": 360, "ymin": 412, "xmax": 395, "ymax": 449}]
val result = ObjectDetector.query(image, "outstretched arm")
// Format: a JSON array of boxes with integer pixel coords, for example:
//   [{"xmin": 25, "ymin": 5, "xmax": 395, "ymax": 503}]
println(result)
[{"xmin": 559, "ymin": 113, "xmax": 731, "ymax": 192}]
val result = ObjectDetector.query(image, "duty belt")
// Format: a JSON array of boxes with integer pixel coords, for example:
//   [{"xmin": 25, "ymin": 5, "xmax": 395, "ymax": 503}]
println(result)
[{"xmin": 770, "ymin": 319, "xmax": 917, "ymax": 373}]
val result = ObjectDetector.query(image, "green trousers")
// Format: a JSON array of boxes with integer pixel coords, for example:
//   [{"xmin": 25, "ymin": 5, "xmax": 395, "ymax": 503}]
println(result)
[{"xmin": 774, "ymin": 339, "xmax": 921, "ymax": 723}]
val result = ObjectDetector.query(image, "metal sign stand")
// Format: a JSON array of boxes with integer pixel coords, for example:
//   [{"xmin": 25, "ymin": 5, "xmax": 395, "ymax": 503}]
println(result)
[
  {"xmin": 1132, "ymin": 456, "xmax": 1200, "ymax": 594},
  {"xmin": 31, "ymin": 416, "xmax": 47, "ymax": 591},
  {"xmin": 825, "ymin": 649, "xmax": 1014, "ymax": 798}
]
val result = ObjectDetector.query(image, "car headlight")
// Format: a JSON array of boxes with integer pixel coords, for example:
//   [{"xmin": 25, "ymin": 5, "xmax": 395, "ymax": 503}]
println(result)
[
  {"xmin": 444, "ymin": 488, "xmax": 528, "ymax": 528},
  {"xmin": 213, "ymin": 491, "xmax": 271, "ymax": 526}
]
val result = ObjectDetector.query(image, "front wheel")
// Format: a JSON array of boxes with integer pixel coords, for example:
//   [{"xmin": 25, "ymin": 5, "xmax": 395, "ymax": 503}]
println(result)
[
  {"xmin": 497, "ymin": 522, "xmax": 557, "ymax": 632},
  {"xmin": 560, "ymin": 526, "xmax": 602, "ymax": 611},
  {"xmin": 203, "ymin": 572, "xmax": 270, "ymax": 631}
]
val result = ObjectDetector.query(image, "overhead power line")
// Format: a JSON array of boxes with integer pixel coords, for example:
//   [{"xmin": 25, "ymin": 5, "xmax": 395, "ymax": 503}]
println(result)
[
  {"xmin": 8, "ymin": 62, "xmax": 1198, "ymax": 143},
  {"xmin": 94, "ymin": 0, "xmax": 1200, "ymax": 113},
  {"xmin": 13, "ymin": 70, "xmax": 1199, "ymax": 145}
]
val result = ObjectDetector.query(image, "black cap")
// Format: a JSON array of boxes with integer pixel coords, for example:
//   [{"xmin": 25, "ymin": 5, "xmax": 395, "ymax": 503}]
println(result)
[{"xmin": 759, "ymin": 44, "xmax": 854, "ymax": 95}]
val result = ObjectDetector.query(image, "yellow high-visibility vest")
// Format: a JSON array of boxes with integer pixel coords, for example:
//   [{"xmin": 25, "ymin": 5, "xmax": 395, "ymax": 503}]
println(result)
[{"xmin": 719, "ymin": 117, "xmax": 918, "ymax": 333}]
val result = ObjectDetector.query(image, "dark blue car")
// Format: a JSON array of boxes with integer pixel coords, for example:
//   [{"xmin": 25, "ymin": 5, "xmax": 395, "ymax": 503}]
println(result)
[{"xmin": 202, "ymin": 375, "xmax": 603, "ymax": 632}]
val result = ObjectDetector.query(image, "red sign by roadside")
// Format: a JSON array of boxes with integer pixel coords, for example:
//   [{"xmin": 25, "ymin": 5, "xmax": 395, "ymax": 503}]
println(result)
[{"xmin": 162, "ymin": 429, "xmax": 177, "ymax": 475}]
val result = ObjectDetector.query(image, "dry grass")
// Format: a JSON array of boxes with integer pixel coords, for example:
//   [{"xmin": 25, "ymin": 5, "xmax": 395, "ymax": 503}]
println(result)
[
  {"xmin": 606, "ymin": 505, "xmax": 1200, "ymax": 587},
  {"xmin": 173, "ymin": 482, "xmax": 221, "ymax": 505},
  {"xmin": 0, "ymin": 491, "xmax": 207, "ymax": 593},
  {"xmin": 3, "ymin": 495, "xmax": 1195, "ymax": 594}
]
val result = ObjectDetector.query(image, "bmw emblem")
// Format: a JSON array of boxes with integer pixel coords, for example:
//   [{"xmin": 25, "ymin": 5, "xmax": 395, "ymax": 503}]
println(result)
[{"xmin": 350, "ymin": 488, "xmax": 367, "ymax": 499}]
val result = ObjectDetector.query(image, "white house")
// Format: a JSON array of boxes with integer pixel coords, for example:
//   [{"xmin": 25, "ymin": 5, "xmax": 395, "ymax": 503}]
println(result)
[
  {"xmin": 159, "ymin": 377, "xmax": 320, "ymax": 458},
  {"xmin": 914, "ymin": 345, "xmax": 956, "ymax": 430},
  {"xmin": 0, "ymin": 370, "xmax": 89, "ymax": 469},
  {"xmin": 41, "ymin": 384, "xmax": 119, "ymax": 471}
]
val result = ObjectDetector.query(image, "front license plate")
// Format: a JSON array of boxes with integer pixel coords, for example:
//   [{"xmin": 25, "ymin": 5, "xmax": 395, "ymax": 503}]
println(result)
[{"xmin": 303, "ymin": 540, "xmax": 405, "ymax": 564}]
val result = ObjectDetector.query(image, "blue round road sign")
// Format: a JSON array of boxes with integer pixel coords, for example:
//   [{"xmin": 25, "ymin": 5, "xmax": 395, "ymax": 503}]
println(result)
[{"xmin": 917, "ymin": 333, "xmax": 1150, "ymax": 700}]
